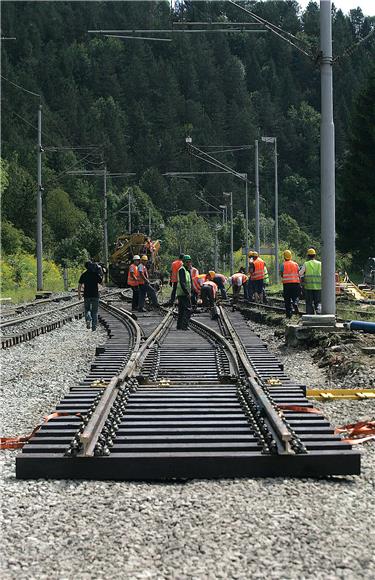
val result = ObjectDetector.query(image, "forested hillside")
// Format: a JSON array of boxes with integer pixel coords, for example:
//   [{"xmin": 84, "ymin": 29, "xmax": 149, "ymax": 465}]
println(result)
[{"xmin": 1, "ymin": 0, "xmax": 374, "ymax": 273}]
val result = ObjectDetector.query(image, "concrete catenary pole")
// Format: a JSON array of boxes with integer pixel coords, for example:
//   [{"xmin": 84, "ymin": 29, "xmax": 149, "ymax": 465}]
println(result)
[
  {"xmin": 245, "ymin": 175, "xmax": 249, "ymax": 271},
  {"xmin": 255, "ymin": 139, "xmax": 260, "ymax": 254},
  {"xmin": 274, "ymin": 138, "xmax": 279, "ymax": 284},
  {"xmin": 36, "ymin": 104, "xmax": 43, "ymax": 290},
  {"xmin": 148, "ymin": 207, "xmax": 152, "ymax": 237},
  {"xmin": 214, "ymin": 225, "xmax": 218, "ymax": 272},
  {"xmin": 128, "ymin": 190, "xmax": 132, "ymax": 234},
  {"xmin": 320, "ymin": 0, "xmax": 336, "ymax": 315},
  {"xmin": 103, "ymin": 166, "xmax": 109, "ymax": 277},
  {"xmin": 229, "ymin": 192, "xmax": 234, "ymax": 275}
]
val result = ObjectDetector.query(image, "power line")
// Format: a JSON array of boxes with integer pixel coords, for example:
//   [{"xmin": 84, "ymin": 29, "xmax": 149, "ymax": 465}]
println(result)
[{"xmin": 1, "ymin": 74, "xmax": 41, "ymax": 98}]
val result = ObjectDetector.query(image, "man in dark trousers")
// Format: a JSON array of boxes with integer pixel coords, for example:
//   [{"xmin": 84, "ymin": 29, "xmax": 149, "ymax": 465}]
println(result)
[
  {"xmin": 78, "ymin": 261, "xmax": 103, "ymax": 331},
  {"xmin": 176, "ymin": 255, "xmax": 193, "ymax": 330}
]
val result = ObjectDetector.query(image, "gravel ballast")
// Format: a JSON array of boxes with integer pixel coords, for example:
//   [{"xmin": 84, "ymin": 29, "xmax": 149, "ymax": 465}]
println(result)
[{"xmin": 1, "ymin": 318, "xmax": 374, "ymax": 580}]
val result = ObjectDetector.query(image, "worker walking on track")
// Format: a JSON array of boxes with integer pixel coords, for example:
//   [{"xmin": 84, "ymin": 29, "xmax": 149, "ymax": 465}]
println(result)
[
  {"xmin": 176, "ymin": 255, "xmax": 193, "ymax": 330},
  {"xmin": 208, "ymin": 271, "xmax": 227, "ymax": 300},
  {"xmin": 78, "ymin": 261, "xmax": 103, "ymax": 331},
  {"xmin": 248, "ymin": 251, "xmax": 265, "ymax": 302},
  {"xmin": 229, "ymin": 271, "xmax": 248, "ymax": 304},
  {"xmin": 280, "ymin": 250, "xmax": 301, "ymax": 318},
  {"xmin": 128, "ymin": 255, "xmax": 140, "ymax": 311},
  {"xmin": 299, "ymin": 248, "xmax": 322, "ymax": 314},
  {"xmin": 138, "ymin": 255, "xmax": 159, "ymax": 312},
  {"xmin": 169, "ymin": 253, "xmax": 184, "ymax": 305}
]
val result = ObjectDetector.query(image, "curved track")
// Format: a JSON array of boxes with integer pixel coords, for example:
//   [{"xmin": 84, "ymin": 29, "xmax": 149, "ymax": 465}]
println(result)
[{"xmin": 16, "ymin": 299, "xmax": 360, "ymax": 480}]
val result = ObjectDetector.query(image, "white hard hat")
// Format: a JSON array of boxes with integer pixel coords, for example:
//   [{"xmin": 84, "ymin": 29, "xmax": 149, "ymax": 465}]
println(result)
[{"xmin": 133, "ymin": 255, "xmax": 140, "ymax": 260}]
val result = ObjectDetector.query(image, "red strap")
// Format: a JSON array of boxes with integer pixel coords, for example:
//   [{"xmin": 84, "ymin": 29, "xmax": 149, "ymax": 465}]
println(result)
[{"xmin": 0, "ymin": 412, "xmax": 81, "ymax": 450}]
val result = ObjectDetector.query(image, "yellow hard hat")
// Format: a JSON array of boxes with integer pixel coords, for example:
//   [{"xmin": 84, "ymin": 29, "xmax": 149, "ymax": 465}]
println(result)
[
  {"xmin": 208, "ymin": 270, "xmax": 216, "ymax": 278},
  {"xmin": 307, "ymin": 248, "xmax": 316, "ymax": 256},
  {"xmin": 252, "ymin": 251, "xmax": 258, "ymax": 258},
  {"xmin": 283, "ymin": 250, "xmax": 292, "ymax": 260},
  {"xmin": 248, "ymin": 251, "xmax": 255, "ymax": 257},
  {"xmin": 141, "ymin": 255, "xmax": 148, "ymax": 261}
]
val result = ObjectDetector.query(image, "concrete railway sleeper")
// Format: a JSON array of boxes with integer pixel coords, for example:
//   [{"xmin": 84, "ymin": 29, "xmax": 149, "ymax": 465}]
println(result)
[{"xmin": 16, "ymin": 302, "xmax": 360, "ymax": 480}]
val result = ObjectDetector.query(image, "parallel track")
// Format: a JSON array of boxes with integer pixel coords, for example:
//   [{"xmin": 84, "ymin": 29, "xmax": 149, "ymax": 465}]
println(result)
[{"xmin": 16, "ymin": 300, "xmax": 360, "ymax": 480}]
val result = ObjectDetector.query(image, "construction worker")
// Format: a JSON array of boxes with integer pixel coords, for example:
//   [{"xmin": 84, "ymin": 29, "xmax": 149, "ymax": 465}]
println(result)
[
  {"xmin": 127, "ymin": 255, "xmax": 140, "ymax": 311},
  {"xmin": 201, "ymin": 279, "xmax": 218, "ymax": 319},
  {"xmin": 169, "ymin": 253, "xmax": 184, "ymax": 305},
  {"xmin": 138, "ymin": 255, "xmax": 158, "ymax": 312},
  {"xmin": 229, "ymin": 271, "xmax": 248, "ymax": 304},
  {"xmin": 248, "ymin": 251, "xmax": 265, "ymax": 302},
  {"xmin": 262, "ymin": 264, "xmax": 269, "ymax": 304},
  {"xmin": 299, "ymin": 248, "xmax": 322, "ymax": 314},
  {"xmin": 190, "ymin": 264, "xmax": 200, "ymax": 306},
  {"xmin": 280, "ymin": 250, "xmax": 301, "ymax": 318},
  {"xmin": 208, "ymin": 271, "xmax": 227, "ymax": 300},
  {"xmin": 192, "ymin": 273, "xmax": 207, "ymax": 297},
  {"xmin": 176, "ymin": 255, "xmax": 193, "ymax": 330}
]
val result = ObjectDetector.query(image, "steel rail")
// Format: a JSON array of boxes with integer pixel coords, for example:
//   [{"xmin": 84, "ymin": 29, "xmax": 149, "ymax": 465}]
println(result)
[
  {"xmin": 78, "ymin": 305, "xmax": 173, "ymax": 457},
  {"xmin": 218, "ymin": 305, "xmax": 294, "ymax": 454},
  {"xmin": 0, "ymin": 300, "xmax": 83, "ymax": 329}
]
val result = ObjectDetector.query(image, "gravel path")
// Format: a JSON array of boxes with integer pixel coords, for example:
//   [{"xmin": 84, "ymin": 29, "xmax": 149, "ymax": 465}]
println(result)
[{"xmin": 1, "ymin": 319, "xmax": 374, "ymax": 580}]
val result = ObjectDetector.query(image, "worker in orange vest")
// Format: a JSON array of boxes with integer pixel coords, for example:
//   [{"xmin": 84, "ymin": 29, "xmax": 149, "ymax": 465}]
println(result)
[
  {"xmin": 280, "ymin": 250, "xmax": 301, "ymax": 318},
  {"xmin": 190, "ymin": 264, "xmax": 200, "ymax": 306},
  {"xmin": 192, "ymin": 273, "xmax": 207, "ymax": 296},
  {"xmin": 207, "ymin": 270, "xmax": 227, "ymax": 299},
  {"xmin": 127, "ymin": 255, "xmax": 140, "ymax": 311},
  {"xmin": 201, "ymin": 278, "xmax": 218, "ymax": 319},
  {"xmin": 229, "ymin": 271, "xmax": 248, "ymax": 304},
  {"xmin": 169, "ymin": 253, "xmax": 184, "ymax": 305},
  {"xmin": 248, "ymin": 251, "xmax": 265, "ymax": 302}
]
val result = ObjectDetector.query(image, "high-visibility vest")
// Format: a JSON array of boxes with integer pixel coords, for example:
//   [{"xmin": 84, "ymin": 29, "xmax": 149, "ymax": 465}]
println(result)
[
  {"xmin": 176, "ymin": 266, "xmax": 191, "ymax": 297},
  {"xmin": 170, "ymin": 259, "xmax": 183, "ymax": 283},
  {"xmin": 192, "ymin": 273, "xmax": 206, "ymax": 294},
  {"xmin": 264, "ymin": 266, "xmax": 269, "ymax": 285},
  {"xmin": 127, "ymin": 264, "xmax": 139, "ymax": 287},
  {"xmin": 231, "ymin": 273, "xmax": 248, "ymax": 286},
  {"xmin": 303, "ymin": 260, "xmax": 321, "ymax": 290},
  {"xmin": 190, "ymin": 266, "xmax": 199, "ymax": 279},
  {"xmin": 250, "ymin": 258, "xmax": 265, "ymax": 281},
  {"xmin": 138, "ymin": 263, "xmax": 148, "ymax": 285},
  {"xmin": 282, "ymin": 260, "xmax": 300, "ymax": 284},
  {"xmin": 202, "ymin": 280, "xmax": 218, "ymax": 298}
]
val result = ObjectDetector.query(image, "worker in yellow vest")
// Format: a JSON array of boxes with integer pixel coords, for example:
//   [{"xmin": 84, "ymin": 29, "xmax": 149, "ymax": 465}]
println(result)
[
  {"xmin": 280, "ymin": 250, "xmax": 301, "ymax": 318},
  {"xmin": 299, "ymin": 248, "xmax": 322, "ymax": 314}
]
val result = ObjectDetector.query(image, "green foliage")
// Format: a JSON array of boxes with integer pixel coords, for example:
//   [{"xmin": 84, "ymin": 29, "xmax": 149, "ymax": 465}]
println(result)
[
  {"xmin": 1, "ymin": 220, "xmax": 35, "ymax": 254},
  {"xmin": 162, "ymin": 212, "xmax": 214, "ymax": 272},
  {"xmin": 0, "ymin": 2, "xmax": 374, "ymax": 274},
  {"xmin": 338, "ymin": 64, "xmax": 375, "ymax": 262},
  {"xmin": 45, "ymin": 188, "xmax": 86, "ymax": 241}
]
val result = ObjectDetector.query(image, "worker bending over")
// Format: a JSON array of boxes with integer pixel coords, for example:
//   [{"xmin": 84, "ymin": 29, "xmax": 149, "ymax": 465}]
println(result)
[
  {"xmin": 138, "ymin": 255, "xmax": 159, "ymax": 312},
  {"xmin": 176, "ymin": 255, "xmax": 193, "ymax": 330},
  {"xmin": 208, "ymin": 271, "xmax": 227, "ymax": 299},
  {"xmin": 169, "ymin": 253, "xmax": 184, "ymax": 305},
  {"xmin": 128, "ymin": 255, "xmax": 140, "ymax": 311},
  {"xmin": 201, "ymin": 278, "xmax": 218, "ymax": 319},
  {"xmin": 299, "ymin": 248, "xmax": 322, "ymax": 314},
  {"xmin": 280, "ymin": 250, "xmax": 301, "ymax": 318},
  {"xmin": 229, "ymin": 271, "xmax": 248, "ymax": 304},
  {"xmin": 248, "ymin": 251, "xmax": 265, "ymax": 302}
]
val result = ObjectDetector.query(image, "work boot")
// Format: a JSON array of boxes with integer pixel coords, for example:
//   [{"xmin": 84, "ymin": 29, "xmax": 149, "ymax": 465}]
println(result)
[{"xmin": 293, "ymin": 303, "xmax": 300, "ymax": 314}]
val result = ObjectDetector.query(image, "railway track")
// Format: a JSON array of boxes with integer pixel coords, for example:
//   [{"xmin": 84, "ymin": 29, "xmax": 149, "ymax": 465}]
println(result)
[
  {"xmin": 1, "ymin": 289, "xmax": 122, "ymax": 349},
  {"xmin": 16, "ymin": 299, "xmax": 360, "ymax": 480}
]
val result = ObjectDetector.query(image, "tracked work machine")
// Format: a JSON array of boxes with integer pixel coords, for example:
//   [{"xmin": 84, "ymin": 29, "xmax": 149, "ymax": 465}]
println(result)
[{"xmin": 109, "ymin": 233, "xmax": 161, "ymax": 287}]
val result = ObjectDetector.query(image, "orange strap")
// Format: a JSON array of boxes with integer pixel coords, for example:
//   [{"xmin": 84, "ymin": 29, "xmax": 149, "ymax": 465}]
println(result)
[
  {"xmin": 334, "ymin": 420, "xmax": 375, "ymax": 444},
  {"xmin": 0, "ymin": 412, "xmax": 81, "ymax": 450},
  {"xmin": 278, "ymin": 404, "xmax": 322, "ymax": 415}
]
